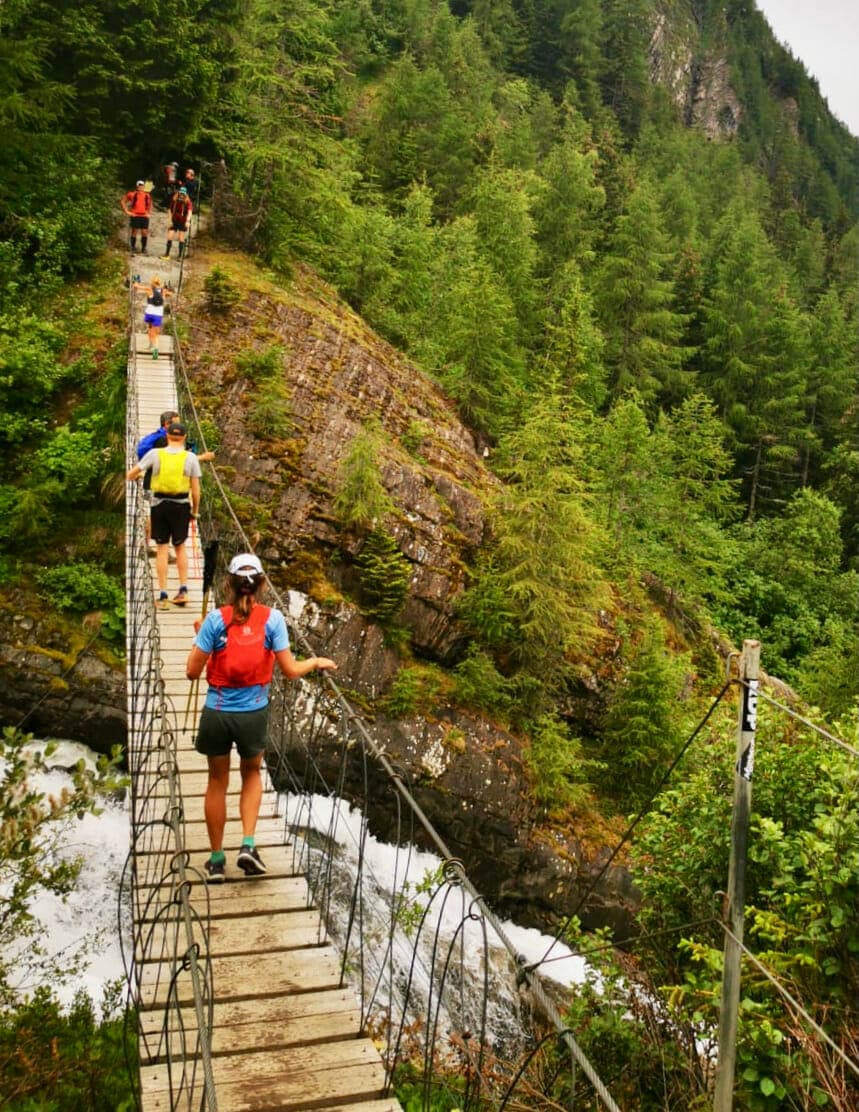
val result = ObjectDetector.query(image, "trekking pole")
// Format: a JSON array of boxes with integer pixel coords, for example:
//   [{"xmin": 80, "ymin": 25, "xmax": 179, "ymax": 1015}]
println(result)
[{"xmin": 184, "ymin": 538, "xmax": 220, "ymax": 732}]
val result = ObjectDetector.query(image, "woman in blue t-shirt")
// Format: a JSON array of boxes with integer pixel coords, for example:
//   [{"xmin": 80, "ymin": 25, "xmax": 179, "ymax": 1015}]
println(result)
[{"xmin": 186, "ymin": 553, "xmax": 337, "ymax": 883}]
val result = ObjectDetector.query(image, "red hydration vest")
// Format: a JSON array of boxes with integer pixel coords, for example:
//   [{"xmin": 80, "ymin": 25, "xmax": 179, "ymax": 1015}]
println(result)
[
  {"xmin": 206, "ymin": 605, "xmax": 274, "ymax": 688},
  {"xmin": 126, "ymin": 189, "xmax": 151, "ymax": 216},
  {"xmin": 170, "ymin": 194, "xmax": 192, "ymax": 222}
]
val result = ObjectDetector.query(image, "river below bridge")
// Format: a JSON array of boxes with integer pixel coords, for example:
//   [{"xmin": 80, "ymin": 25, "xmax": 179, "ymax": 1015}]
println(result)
[{"xmin": 27, "ymin": 741, "xmax": 590, "ymax": 1026}]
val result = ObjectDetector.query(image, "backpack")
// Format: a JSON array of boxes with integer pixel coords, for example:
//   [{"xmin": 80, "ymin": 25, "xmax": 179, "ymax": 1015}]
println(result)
[
  {"xmin": 136, "ymin": 428, "xmax": 167, "ymax": 460},
  {"xmin": 206, "ymin": 605, "xmax": 275, "ymax": 688},
  {"xmin": 171, "ymin": 195, "xmax": 191, "ymax": 221},
  {"xmin": 150, "ymin": 448, "xmax": 190, "ymax": 495},
  {"xmin": 149, "ymin": 286, "xmax": 164, "ymax": 307}
]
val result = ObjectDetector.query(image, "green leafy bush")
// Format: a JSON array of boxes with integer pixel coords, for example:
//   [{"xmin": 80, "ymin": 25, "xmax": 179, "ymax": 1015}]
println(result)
[
  {"xmin": 382, "ymin": 663, "xmax": 447, "ymax": 717},
  {"xmin": 34, "ymin": 425, "xmax": 101, "ymax": 502},
  {"xmin": 525, "ymin": 712, "xmax": 591, "ymax": 809},
  {"xmin": 35, "ymin": 563, "xmax": 124, "ymax": 642},
  {"xmin": 203, "ymin": 267, "xmax": 241, "ymax": 313},
  {"xmin": 334, "ymin": 421, "xmax": 394, "ymax": 530},
  {"xmin": 0, "ymin": 481, "xmax": 61, "ymax": 545},
  {"xmin": 248, "ymin": 378, "xmax": 292, "ymax": 439},
  {"xmin": 452, "ymin": 646, "xmax": 512, "ymax": 717},
  {"xmin": 401, "ymin": 419, "xmax": 430, "ymax": 460},
  {"xmin": 0, "ymin": 984, "xmax": 136, "ymax": 1110},
  {"xmin": 596, "ymin": 619, "xmax": 690, "ymax": 809},
  {"xmin": 236, "ymin": 344, "xmax": 287, "ymax": 380},
  {"xmin": 356, "ymin": 528, "xmax": 410, "ymax": 626}
]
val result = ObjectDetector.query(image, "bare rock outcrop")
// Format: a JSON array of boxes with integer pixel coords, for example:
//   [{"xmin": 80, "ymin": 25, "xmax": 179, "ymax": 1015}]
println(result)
[{"xmin": 183, "ymin": 262, "xmax": 493, "ymax": 661}]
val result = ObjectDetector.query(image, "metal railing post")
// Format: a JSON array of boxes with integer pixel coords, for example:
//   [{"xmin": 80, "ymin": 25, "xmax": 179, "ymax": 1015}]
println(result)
[{"xmin": 714, "ymin": 639, "xmax": 760, "ymax": 1111}]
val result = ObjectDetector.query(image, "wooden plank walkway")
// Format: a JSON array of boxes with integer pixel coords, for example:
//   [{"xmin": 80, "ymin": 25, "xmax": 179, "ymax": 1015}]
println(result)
[{"xmin": 128, "ymin": 220, "xmax": 401, "ymax": 1111}]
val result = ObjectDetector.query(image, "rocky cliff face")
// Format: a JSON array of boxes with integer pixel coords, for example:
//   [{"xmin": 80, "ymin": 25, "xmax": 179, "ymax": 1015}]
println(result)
[
  {"xmin": 183, "ymin": 261, "xmax": 490, "ymax": 662},
  {"xmin": 175, "ymin": 254, "xmax": 635, "ymax": 933},
  {"xmin": 649, "ymin": 4, "xmax": 742, "ymax": 139},
  {"xmin": 0, "ymin": 597, "xmax": 125, "ymax": 755}
]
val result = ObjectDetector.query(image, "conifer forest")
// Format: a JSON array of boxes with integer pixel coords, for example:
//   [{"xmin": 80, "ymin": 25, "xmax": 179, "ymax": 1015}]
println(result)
[{"xmin": 0, "ymin": 0, "xmax": 857, "ymax": 1107}]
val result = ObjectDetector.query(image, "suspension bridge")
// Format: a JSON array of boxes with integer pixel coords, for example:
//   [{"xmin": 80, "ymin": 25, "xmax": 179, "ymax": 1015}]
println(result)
[{"xmin": 122, "ymin": 204, "xmax": 622, "ymax": 1112}]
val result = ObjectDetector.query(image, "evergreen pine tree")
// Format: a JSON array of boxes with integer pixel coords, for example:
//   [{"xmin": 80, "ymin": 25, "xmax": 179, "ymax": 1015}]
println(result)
[
  {"xmin": 489, "ymin": 375, "xmax": 608, "ymax": 673},
  {"xmin": 595, "ymin": 180, "xmax": 690, "ymax": 407},
  {"xmin": 599, "ymin": 618, "xmax": 685, "ymax": 809}
]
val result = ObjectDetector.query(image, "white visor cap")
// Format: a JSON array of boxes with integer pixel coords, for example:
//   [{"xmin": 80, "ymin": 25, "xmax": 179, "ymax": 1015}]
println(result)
[{"xmin": 228, "ymin": 553, "xmax": 263, "ymax": 576}]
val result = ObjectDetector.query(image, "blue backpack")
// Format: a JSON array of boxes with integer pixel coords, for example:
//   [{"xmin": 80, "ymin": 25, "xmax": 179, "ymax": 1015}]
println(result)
[{"xmin": 136, "ymin": 428, "xmax": 167, "ymax": 460}]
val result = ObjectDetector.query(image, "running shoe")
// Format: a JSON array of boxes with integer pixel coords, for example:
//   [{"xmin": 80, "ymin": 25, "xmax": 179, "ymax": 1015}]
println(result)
[
  {"xmin": 205, "ymin": 858, "xmax": 225, "ymax": 884},
  {"xmin": 236, "ymin": 846, "xmax": 267, "ymax": 876}
]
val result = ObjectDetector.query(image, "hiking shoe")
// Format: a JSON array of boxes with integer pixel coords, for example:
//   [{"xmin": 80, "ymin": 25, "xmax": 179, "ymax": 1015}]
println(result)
[
  {"xmin": 152, "ymin": 348, "xmax": 159, "ymax": 359},
  {"xmin": 172, "ymin": 590, "xmax": 189, "ymax": 607},
  {"xmin": 204, "ymin": 858, "xmax": 225, "ymax": 884},
  {"xmin": 156, "ymin": 595, "xmax": 171, "ymax": 611},
  {"xmin": 159, "ymin": 254, "xmax": 171, "ymax": 260},
  {"xmin": 237, "ymin": 846, "xmax": 267, "ymax": 876}
]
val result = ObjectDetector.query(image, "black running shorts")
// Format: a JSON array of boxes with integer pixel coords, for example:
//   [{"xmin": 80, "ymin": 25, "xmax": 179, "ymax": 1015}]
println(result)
[
  {"xmin": 150, "ymin": 499, "xmax": 191, "ymax": 546},
  {"xmin": 195, "ymin": 706, "xmax": 269, "ymax": 759}
]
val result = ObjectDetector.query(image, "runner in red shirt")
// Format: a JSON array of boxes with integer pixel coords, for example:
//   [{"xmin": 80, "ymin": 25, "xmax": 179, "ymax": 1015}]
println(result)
[
  {"xmin": 160, "ymin": 187, "xmax": 193, "ymax": 261},
  {"xmin": 121, "ymin": 180, "xmax": 152, "ymax": 254}
]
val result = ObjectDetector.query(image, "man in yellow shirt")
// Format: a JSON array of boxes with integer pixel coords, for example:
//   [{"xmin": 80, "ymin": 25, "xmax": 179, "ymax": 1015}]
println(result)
[{"xmin": 126, "ymin": 422, "xmax": 202, "ymax": 608}]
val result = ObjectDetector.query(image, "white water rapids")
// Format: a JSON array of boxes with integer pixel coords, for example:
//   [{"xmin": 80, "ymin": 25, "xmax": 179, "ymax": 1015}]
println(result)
[{"xmin": 24, "ymin": 742, "xmax": 590, "ymax": 1030}]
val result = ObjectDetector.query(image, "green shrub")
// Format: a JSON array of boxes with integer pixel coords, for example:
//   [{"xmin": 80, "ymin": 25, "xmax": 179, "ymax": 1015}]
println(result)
[
  {"xmin": 36, "ymin": 563, "xmax": 124, "ymax": 643},
  {"xmin": 197, "ymin": 417, "xmax": 221, "ymax": 453},
  {"xmin": 248, "ymin": 378, "xmax": 292, "ymax": 439},
  {"xmin": 401, "ymin": 419, "xmax": 430, "ymax": 460},
  {"xmin": 382, "ymin": 663, "xmax": 448, "ymax": 717},
  {"xmin": 356, "ymin": 528, "xmax": 410, "ymax": 625},
  {"xmin": 236, "ymin": 344, "xmax": 287, "ymax": 380},
  {"xmin": 0, "ymin": 984, "xmax": 136, "ymax": 1111},
  {"xmin": 452, "ymin": 646, "xmax": 512, "ymax": 717},
  {"xmin": 334, "ymin": 421, "xmax": 393, "ymax": 529},
  {"xmin": 526, "ymin": 712, "xmax": 591, "ymax": 809},
  {"xmin": 0, "ymin": 481, "xmax": 61, "ymax": 545},
  {"xmin": 203, "ymin": 267, "xmax": 241, "ymax": 313},
  {"xmin": 597, "ymin": 619, "xmax": 689, "ymax": 809},
  {"xmin": 34, "ymin": 425, "xmax": 101, "ymax": 502}
]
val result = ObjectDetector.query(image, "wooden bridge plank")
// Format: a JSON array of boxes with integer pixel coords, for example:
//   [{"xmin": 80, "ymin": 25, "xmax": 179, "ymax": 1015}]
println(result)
[
  {"xmin": 138, "ymin": 1005, "xmax": 366, "ymax": 1066},
  {"xmin": 135, "ymin": 848, "xmax": 307, "ymax": 898},
  {"xmin": 140, "ymin": 1043, "xmax": 385, "ymax": 1110},
  {"xmin": 139, "ymin": 945, "xmax": 344, "ymax": 1008},
  {"xmin": 132, "ymin": 816, "xmax": 287, "ymax": 855},
  {"xmin": 138, "ymin": 909, "xmax": 326, "ymax": 962},
  {"xmin": 140, "ymin": 987, "xmax": 358, "ymax": 1036}
]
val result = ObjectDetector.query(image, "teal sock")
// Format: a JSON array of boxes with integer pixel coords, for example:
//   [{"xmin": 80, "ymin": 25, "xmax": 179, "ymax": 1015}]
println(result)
[
  {"xmin": 209, "ymin": 850, "xmax": 226, "ymax": 864},
  {"xmin": 241, "ymin": 836, "xmax": 255, "ymax": 848}
]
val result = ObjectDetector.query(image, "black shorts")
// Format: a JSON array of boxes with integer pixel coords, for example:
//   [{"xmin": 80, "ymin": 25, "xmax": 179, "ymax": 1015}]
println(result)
[
  {"xmin": 130, "ymin": 215, "xmax": 150, "ymax": 229},
  {"xmin": 170, "ymin": 219, "xmax": 188, "ymax": 233},
  {"xmin": 150, "ymin": 499, "xmax": 191, "ymax": 545},
  {"xmin": 195, "ymin": 706, "xmax": 269, "ymax": 759}
]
